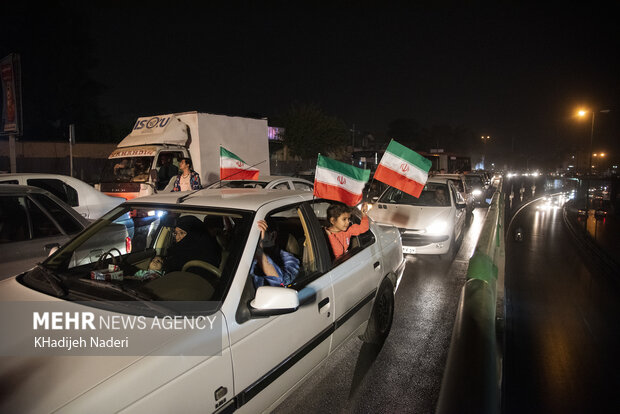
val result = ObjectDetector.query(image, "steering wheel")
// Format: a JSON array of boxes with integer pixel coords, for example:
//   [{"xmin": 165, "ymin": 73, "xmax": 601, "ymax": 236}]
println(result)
[
  {"xmin": 182, "ymin": 260, "xmax": 221, "ymax": 278},
  {"xmin": 96, "ymin": 247, "xmax": 123, "ymax": 269}
]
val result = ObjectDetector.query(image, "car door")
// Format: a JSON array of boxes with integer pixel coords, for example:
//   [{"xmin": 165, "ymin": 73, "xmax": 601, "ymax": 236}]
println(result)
[
  {"xmin": 307, "ymin": 200, "xmax": 381, "ymax": 351},
  {"xmin": 449, "ymin": 182, "xmax": 466, "ymax": 239},
  {"xmin": 228, "ymin": 201, "xmax": 335, "ymax": 413}
]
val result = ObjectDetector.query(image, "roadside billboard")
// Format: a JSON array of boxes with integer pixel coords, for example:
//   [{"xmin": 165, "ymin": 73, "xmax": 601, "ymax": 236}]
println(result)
[{"xmin": 0, "ymin": 53, "xmax": 22, "ymax": 136}]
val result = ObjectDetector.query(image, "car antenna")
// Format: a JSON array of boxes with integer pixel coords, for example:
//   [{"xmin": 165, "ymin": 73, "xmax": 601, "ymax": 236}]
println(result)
[{"xmin": 177, "ymin": 160, "xmax": 266, "ymax": 204}]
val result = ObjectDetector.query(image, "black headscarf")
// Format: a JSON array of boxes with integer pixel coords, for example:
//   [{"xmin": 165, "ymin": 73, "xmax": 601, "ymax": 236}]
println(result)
[{"xmin": 165, "ymin": 216, "xmax": 221, "ymax": 273}]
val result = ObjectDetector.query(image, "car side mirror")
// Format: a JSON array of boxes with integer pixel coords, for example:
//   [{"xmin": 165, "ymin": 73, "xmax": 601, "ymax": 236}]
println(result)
[
  {"xmin": 250, "ymin": 286, "xmax": 299, "ymax": 317},
  {"xmin": 45, "ymin": 243, "xmax": 60, "ymax": 256}
]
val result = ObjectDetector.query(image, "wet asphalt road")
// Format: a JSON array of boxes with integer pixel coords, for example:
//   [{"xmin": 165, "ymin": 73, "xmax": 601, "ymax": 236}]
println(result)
[
  {"xmin": 274, "ymin": 207, "xmax": 489, "ymax": 413},
  {"xmin": 503, "ymin": 193, "xmax": 620, "ymax": 413}
]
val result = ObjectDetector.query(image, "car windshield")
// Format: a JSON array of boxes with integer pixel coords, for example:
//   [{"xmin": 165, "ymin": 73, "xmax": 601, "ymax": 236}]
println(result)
[
  {"xmin": 378, "ymin": 183, "xmax": 451, "ymax": 207},
  {"xmin": 465, "ymin": 175, "xmax": 483, "ymax": 188},
  {"xmin": 21, "ymin": 204, "xmax": 252, "ymax": 306},
  {"xmin": 100, "ymin": 156, "xmax": 153, "ymax": 183}
]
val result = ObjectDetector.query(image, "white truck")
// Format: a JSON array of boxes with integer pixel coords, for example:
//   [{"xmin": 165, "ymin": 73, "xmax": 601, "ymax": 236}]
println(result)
[{"xmin": 97, "ymin": 111, "xmax": 270, "ymax": 200}]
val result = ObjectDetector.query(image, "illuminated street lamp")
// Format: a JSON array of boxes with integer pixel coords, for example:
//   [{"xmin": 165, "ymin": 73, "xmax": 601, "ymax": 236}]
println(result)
[
  {"xmin": 481, "ymin": 135, "xmax": 490, "ymax": 169},
  {"xmin": 575, "ymin": 108, "xmax": 610, "ymax": 228}
]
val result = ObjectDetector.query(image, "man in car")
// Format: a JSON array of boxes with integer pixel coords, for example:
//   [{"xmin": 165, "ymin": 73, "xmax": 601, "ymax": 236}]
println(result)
[{"xmin": 434, "ymin": 188, "xmax": 449, "ymax": 206}]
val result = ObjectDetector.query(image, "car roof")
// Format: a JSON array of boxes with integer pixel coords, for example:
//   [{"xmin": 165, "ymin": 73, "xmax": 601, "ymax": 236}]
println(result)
[
  {"xmin": 432, "ymin": 173, "xmax": 464, "ymax": 180},
  {"xmin": 0, "ymin": 184, "xmax": 89, "ymax": 224},
  {"xmin": 130, "ymin": 188, "xmax": 315, "ymax": 210},
  {"xmin": 425, "ymin": 176, "xmax": 452, "ymax": 185},
  {"xmin": 217, "ymin": 175, "xmax": 311, "ymax": 183},
  {"xmin": 0, "ymin": 183, "xmax": 52, "ymax": 195}
]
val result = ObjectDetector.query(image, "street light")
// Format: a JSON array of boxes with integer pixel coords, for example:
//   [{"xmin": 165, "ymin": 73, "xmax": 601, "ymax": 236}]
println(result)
[
  {"xmin": 575, "ymin": 108, "xmax": 610, "ymax": 229},
  {"xmin": 481, "ymin": 135, "xmax": 490, "ymax": 169}
]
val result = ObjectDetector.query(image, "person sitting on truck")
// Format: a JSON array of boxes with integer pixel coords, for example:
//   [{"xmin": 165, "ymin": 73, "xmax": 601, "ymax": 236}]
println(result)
[
  {"xmin": 157, "ymin": 153, "xmax": 178, "ymax": 190},
  {"xmin": 172, "ymin": 158, "xmax": 201, "ymax": 192}
]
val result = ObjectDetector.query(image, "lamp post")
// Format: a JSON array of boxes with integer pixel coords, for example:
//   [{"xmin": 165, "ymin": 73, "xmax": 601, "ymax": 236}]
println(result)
[
  {"xmin": 576, "ymin": 108, "xmax": 610, "ymax": 231},
  {"xmin": 481, "ymin": 135, "xmax": 490, "ymax": 169}
]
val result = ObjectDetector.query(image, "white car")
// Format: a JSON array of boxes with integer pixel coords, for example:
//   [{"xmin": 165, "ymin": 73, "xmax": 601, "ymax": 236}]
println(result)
[
  {"xmin": 0, "ymin": 173, "xmax": 124, "ymax": 220},
  {"xmin": 369, "ymin": 177, "xmax": 468, "ymax": 257},
  {"xmin": 206, "ymin": 175, "xmax": 314, "ymax": 191},
  {"xmin": 0, "ymin": 189, "xmax": 405, "ymax": 413}
]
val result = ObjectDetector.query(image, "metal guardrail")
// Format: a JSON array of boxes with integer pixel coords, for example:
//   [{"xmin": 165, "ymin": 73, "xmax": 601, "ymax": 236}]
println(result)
[{"xmin": 436, "ymin": 179, "xmax": 505, "ymax": 414}]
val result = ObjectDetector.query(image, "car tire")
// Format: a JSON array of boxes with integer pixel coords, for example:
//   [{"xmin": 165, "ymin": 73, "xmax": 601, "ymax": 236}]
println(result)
[{"xmin": 360, "ymin": 277, "xmax": 395, "ymax": 344}]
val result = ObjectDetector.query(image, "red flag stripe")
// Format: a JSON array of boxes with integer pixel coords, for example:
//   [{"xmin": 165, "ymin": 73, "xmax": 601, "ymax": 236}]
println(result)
[
  {"xmin": 374, "ymin": 164, "xmax": 425, "ymax": 198},
  {"xmin": 314, "ymin": 181, "xmax": 363, "ymax": 206},
  {"xmin": 220, "ymin": 168, "xmax": 259, "ymax": 180}
]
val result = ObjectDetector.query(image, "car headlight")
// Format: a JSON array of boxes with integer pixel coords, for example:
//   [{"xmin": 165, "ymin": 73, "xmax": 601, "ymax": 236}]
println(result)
[
  {"xmin": 472, "ymin": 189, "xmax": 482, "ymax": 196},
  {"xmin": 426, "ymin": 220, "xmax": 448, "ymax": 235}
]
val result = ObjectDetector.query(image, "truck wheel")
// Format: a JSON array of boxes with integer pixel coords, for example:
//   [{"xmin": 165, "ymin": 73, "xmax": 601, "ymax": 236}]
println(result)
[{"xmin": 360, "ymin": 278, "xmax": 395, "ymax": 344}]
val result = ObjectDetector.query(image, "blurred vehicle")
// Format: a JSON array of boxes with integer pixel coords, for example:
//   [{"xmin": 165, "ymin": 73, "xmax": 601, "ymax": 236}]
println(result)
[
  {"xmin": 369, "ymin": 177, "xmax": 467, "ymax": 258},
  {"xmin": 0, "ymin": 173, "xmax": 124, "ymax": 220},
  {"xmin": 0, "ymin": 184, "xmax": 88, "ymax": 279},
  {"xmin": 0, "ymin": 184, "xmax": 131, "ymax": 280},
  {"xmin": 464, "ymin": 172, "xmax": 490, "ymax": 205},
  {"xmin": 431, "ymin": 173, "xmax": 474, "ymax": 222},
  {"xmin": 0, "ymin": 188, "xmax": 405, "ymax": 413},
  {"xmin": 206, "ymin": 175, "xmax": 313, "ymax": 191}
]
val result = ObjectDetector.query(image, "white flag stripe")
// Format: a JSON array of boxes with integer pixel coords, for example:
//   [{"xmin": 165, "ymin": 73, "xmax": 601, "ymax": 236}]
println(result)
[
  {"xmin": 315, "ymin": 165, "xmax": 367, "ymax": 193},
  {"xmin": 380, "ymin": 151, "xmax": 429, "ymax": 183},
  {"xmin": 221, "ymin": 157, "xmax": 255, "ymax": 169}
]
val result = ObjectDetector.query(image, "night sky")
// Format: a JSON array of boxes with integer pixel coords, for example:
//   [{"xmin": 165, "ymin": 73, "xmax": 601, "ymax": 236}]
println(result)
[{"xmin": 3, "ymin": 2, "xmax": 619, "ymax": 169}]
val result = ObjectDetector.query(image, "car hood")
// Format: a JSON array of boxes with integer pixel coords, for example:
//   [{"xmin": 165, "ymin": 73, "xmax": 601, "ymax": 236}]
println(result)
[
  {"xmin": 369, "ymin": 204, "xmax": 452, "ymax": 230},
  {"xmin": 0, "ymin": 276, "xmax": 224, "ymax": 413}
]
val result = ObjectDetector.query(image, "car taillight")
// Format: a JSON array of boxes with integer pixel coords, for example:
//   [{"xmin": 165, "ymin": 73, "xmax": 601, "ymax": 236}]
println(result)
[{"xmin": 125, "ymin": 237, "xmax": 132, "ymax": 253}]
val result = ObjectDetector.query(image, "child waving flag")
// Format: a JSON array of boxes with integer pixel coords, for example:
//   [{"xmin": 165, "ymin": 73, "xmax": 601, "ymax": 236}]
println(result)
[
  {"xmin": 314, "ymin": 154, "xmax": 370, "ymax": 206},
  {"xmin": 220, "ymin": 147, "xmax": 260, "ymax": 180},
  {"xmin": 373, "ymin": 139, "xmax": 432, "ymax": 198}
]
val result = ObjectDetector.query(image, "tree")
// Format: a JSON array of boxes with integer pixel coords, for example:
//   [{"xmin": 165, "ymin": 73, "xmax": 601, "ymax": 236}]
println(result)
[{"xmin": 275, "ymin": 102, "xmax": 348, "ymax": 159}]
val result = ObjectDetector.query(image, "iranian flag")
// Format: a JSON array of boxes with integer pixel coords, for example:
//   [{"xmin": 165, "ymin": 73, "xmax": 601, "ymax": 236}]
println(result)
[
  {"xmin": 374, "ymin": 139, "xmax": 432, "ymax": 198},
  {"xmin": 314, "ymin": 154, "xmax": 370, "ymax": 206},
  {"xmin": 220, "ymin": 147, "xmax": 259, "ymax": 180}
]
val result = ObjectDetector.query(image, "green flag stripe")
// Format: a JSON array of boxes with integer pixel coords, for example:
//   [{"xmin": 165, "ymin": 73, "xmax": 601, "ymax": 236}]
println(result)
[
  {"xmin": 318, "ymin": 154, "xmax": 370, "ymax": 182},
  {"xmin": 220, "ymin": 147, "xmax": 244, "ymax": 163},
  {"xmin": 386, "ymin": 140, "xmax": 432, "ymax": 171}
]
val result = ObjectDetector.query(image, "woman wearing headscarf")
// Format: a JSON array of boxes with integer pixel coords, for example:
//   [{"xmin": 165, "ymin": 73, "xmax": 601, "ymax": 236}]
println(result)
[{"xmin": 165, "ymin": 215, "xmax": 221, "ymax": 273}]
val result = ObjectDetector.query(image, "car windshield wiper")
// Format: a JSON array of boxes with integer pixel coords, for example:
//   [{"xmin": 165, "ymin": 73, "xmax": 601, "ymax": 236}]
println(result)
[
  {"xmin": 26, "ymin": 264, "xmax": 68, "ymax": 297},
  {"xmin": 77, "ymin": 279, "xmax": 177, "ymax": 316}
]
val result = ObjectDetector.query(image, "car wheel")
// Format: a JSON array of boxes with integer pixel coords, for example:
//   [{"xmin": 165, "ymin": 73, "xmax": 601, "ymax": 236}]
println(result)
[{"xmin": 360, "ymin": 278, "xmax": 394, "ymax": 344}]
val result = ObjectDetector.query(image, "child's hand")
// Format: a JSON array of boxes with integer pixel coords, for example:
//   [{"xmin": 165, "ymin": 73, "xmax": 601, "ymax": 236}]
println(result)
[
  {"xmin": 360, "ymin": 202, "xmax": 369, "ymax": 215},
  {"xmin": 257, "ymin": 220, "xmax": 268, "ymax": 240}
]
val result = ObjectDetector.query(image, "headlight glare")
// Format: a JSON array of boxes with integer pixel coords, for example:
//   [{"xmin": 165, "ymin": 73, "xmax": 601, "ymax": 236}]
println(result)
[{"xmin": 426, "ymin": 220, "xmax": 448, "ymax": 235}]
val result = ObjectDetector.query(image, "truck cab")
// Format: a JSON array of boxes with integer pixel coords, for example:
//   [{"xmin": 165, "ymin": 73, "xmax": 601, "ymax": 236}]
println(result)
[{"xmin": 97, "ymin": 115, "xmax": 191, "ymax": 200}]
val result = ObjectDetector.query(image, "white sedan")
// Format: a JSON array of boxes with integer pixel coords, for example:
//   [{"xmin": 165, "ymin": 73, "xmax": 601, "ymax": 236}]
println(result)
[
  {"xmin": 0, "ymin": 173, "xmax": 124, "ymax": 220},
  {"xmin": 206, "ymin": 175, "xmax": 314, "ymax": 191},
  {"xmin": 0, "ymin": 188, "xmax": 404, "ymax": 413},
  {"xmin": 369, "ymin": 177, "xmax": 468, "ymax": 257}
]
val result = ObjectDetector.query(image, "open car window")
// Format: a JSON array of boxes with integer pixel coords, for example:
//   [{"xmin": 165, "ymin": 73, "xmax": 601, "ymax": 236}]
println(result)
[{"xmin": 23, "ymin": 204, "xmax": 253, "ymax": 307}]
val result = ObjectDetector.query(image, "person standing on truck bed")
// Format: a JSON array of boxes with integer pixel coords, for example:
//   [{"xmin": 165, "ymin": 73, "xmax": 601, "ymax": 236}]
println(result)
[{"xmin": 172, "ymin": 158, "xmax": 201, "ymax": 192}]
